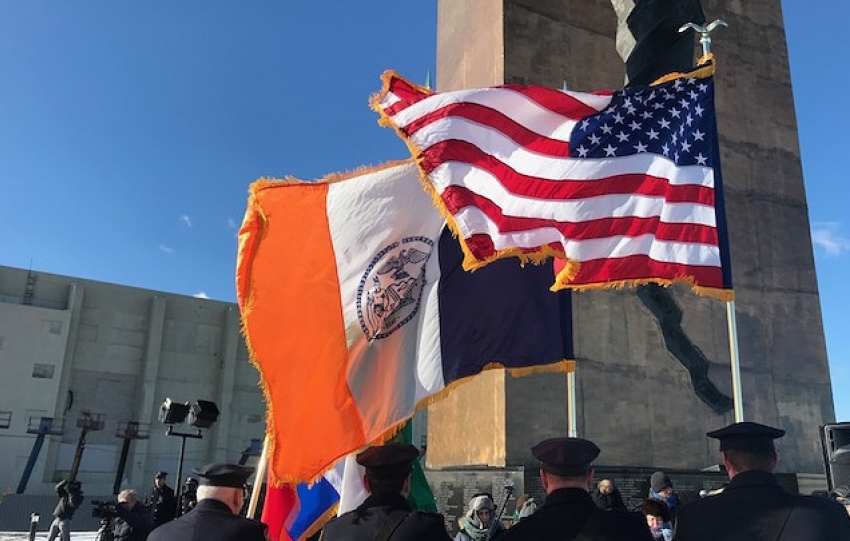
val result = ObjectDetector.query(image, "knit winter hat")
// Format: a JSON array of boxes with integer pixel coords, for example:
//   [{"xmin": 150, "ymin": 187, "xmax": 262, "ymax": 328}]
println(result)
[
  {"xmin": 467, "ymin": 494, "xmax": 495, "ymax": 516},
  {"xmin": 650, "ymin": 471, "xmax": 672, "ymax": 493}
]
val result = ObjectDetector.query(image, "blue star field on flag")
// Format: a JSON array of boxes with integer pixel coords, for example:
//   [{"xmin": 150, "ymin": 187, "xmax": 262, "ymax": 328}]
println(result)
[{"xmin": 570, "ymin": 77, "xmax": 716, "ymax": 168}]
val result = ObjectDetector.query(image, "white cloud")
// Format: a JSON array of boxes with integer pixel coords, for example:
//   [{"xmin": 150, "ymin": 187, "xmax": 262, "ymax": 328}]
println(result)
[
  {"xmin": 179, "ymin": 214, "xmax": 193, "ymax": 228},
  {"xmin": 227, "ymin": 218, "xmax": 237, "ymax": 229},
  {"xmin": 194, "ymin": 291, "xmax": 210, "ymax": 299},
  {"xmin": 159, "ymin": 244, "xmax": 175, "ymax": 254},
  {"xmin": 811, "ymin": 222, "xmax": 850, "ymax": 256}
]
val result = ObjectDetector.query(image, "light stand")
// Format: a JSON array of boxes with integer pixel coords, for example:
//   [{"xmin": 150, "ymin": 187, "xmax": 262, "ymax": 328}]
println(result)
[
  {"xmin": 166, "ymin": 426, "xmax": 202, "ymax": 515},
  {"xmin": 159, "ymin": 398, "xmax": 219, "ymax": 516}
]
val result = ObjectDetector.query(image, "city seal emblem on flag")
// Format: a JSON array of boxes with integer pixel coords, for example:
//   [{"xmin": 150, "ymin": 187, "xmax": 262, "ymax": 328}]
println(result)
[{"xmin": 357, "ymin": 236, "xmax": 433, "ymax": 340}]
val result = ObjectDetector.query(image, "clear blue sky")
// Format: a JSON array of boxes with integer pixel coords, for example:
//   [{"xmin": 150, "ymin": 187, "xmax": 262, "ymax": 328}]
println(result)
[{"xmin": 1, "ymin": 2, "xmax": 846, "ymax": 422}]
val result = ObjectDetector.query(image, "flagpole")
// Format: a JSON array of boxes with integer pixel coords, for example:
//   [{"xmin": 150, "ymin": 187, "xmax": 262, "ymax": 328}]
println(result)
[
  {"xmin": 567, "ymin": 371, "xmax": 577, "ymax": 437},
  {"xmin": 726, "ymin": 300, "xmax": 744, "ymax": 422},
  {"xmin": 247, "ymin": 435, "xmax": 270, "ymax": 519}
]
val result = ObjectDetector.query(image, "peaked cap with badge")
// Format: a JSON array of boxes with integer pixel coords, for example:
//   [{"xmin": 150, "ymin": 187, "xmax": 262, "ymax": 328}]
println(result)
[
  {"xmin": 532, "ymin": 437, "xmax": 600, "ymax": 476},
  {"xmin": 356, "ymin": 442, "xmax": 419, "ymax": 479},
  {"xmin": 707, "ymin": 421, "xmax": 785, "ymax": 454},
  {"xmin": 192, "ymin": 463, "xmax": 255, "ymax": 488},
  {"xmin": 155, "ymin": 471, "xmax": 168, "ymax": 479}
]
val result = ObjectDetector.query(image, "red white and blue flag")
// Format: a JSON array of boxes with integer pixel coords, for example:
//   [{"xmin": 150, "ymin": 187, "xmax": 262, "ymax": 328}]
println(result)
[{"xmin": 372, "ymin": 67, "xmax": 733, "ymax": 300}]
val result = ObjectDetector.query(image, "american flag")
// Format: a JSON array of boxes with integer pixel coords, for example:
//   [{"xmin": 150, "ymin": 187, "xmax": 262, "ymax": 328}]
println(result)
[{"xmin": 372, "ymin": 69, "xmax": 732, "ymax": 299}]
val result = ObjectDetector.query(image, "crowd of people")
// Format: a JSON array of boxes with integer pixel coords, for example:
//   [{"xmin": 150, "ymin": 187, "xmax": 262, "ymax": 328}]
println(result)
[
  {"xmin": 319, "ymin": 421, "xmax": 850, "ymax": 540},
  {"xmin": 44, "ymin": 469, "xmax": 208, "ymax": 541},
  {"xmin": 41, "ymin": 421, "xmax": 850, "ymax": 541}
]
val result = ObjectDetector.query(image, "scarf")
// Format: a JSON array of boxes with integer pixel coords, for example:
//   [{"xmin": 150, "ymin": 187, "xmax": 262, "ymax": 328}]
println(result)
[{"xmin": 459, "ymin": 515, "xmax": 490, "ymax": 541}]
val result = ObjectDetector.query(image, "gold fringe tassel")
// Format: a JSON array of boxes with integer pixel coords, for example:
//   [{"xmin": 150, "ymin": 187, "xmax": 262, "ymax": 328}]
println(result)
[
  {"xmin": 650, "ymin": 54, "xmax": 716, "ymax": 86},
  {"xmin": 551, "ymin": 276, "xmax": 734, "ymax": 302}
]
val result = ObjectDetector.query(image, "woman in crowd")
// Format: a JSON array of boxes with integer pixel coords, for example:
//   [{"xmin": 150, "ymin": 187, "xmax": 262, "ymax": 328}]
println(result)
[
  {"xmin": 640, "ymin": 498, "xmax": 673, "ymax": 541},
  {"xmin": 455, "ymin": 493, "xmax": 504, "ymax": 540}
]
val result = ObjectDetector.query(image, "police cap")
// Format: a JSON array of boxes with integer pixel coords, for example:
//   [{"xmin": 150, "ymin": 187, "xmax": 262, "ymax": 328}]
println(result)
[
  {"xmin": 192, "ymin": 463, "xmax": 254, "ymax": 488},
  {"xmin": 707, "ymin": 421, "xmax": 785, "ymax": 454},
  {"xmin": 155, "ymin": 471, "xmax": 168, "ymax": 479},
  {"xmin": 531, "ymin": 437, "xmax": 600, "ymax": 476},
  {"xmin": 356, "ymin": 443, "xmax": 419, "ymax": 479}
]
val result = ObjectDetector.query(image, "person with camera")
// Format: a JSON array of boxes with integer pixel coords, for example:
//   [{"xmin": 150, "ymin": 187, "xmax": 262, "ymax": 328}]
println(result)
[
  {"xmin": 48, "ymin": 479, "xmax": 84, "ymax": 541},
  {"xmin": 112, "ymin": 489, "xmax": 153, "ymax": 541}
]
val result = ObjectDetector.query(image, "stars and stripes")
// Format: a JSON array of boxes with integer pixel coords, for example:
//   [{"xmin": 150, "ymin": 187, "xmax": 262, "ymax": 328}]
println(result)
[{"xmin": 372, "ymin": 69, "xmax": 732, "ymax": 299}]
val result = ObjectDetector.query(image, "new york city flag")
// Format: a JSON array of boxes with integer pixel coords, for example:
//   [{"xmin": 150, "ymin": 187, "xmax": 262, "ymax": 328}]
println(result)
[{"xmin": 236, "ymin": 160, "xmax": 573, "ymax": 487}]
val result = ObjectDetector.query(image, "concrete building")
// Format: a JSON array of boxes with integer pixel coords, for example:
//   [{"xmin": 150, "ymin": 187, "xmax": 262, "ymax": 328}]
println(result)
[{"xmin": 0, "ymin": 265, "xmax": 265, "ymax": 496}]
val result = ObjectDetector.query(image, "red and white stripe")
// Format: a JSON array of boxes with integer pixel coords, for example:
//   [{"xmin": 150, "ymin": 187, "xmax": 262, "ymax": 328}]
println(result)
[{"xmin": 374, "ymin": 72, "xmax": 725, "ymax": 291}]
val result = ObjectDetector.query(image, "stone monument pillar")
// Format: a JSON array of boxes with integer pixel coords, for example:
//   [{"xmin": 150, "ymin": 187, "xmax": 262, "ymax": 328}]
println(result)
[{"xmin": 428, "ymin": 0, "xmax": 834, "ymax": 476}]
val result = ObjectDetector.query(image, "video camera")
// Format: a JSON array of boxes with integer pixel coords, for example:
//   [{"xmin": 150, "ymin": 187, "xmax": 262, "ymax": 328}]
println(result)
[{"xmin": 91, "ymin": 500, "xmax": 119, "ymax": 520}]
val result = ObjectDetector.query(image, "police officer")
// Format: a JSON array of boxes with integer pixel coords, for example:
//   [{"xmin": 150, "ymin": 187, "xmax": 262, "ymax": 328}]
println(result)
[
  {"xmin": 149, "ymin": 471, "xmax": 176, "ymax": 528},
  {"xmin": 147, "ymin": 463, "xmax": 268, "ymax": 541},
  {"xmin": 320, "ymin": 443, "xmax": 452, "ymax": 540},
  {"xmin": 675, "ymin": 421, "xmax": 850, "ymax": 540},
  {"xmin": 499, "ymin": 437, "xmax": 653, "ymax": 541},
  {"xmin": 180, "ymin": 476, "xmax": 199, "ymax": 515}
]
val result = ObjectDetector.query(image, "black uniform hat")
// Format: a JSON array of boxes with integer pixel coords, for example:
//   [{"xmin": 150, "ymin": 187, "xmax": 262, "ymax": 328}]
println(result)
[
  {"xmin": 192, "ymin": 463, "xmax": 255, "ymax": 488},
  {"xmin": 531, "ymin": 437, "xmax": 600, "ymax": 476},
  {"xmin": 707, "ymin": 421, "xmax": 786, "ymax": 454},
  {"xmin": 155, "ymin": 471, "xmax": 168, "ymax": 478},
  {"xmin": 356, "ymin": 443, "xmax": 419, "ymax": 479}
]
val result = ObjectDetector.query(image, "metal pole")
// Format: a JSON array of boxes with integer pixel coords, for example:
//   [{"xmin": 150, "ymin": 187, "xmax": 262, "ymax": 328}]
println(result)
[
  {"xmin": 567, "ymin": 372, "xmax": 577, "ymax": 437},
  {"xmin": 68, "ymin": 427, "xmax": 89, "ymax": 483},
  {"xmin": 18, "ymin": 434, "xmax": 46, "ymax": 494},
  {"xmin": 247, "ymin": 436, "xmax": 270, "ymax": 519},
  {"xmin": 175, "ymin": 434, "xmax": 187, "ymax": 516},
  {"xmin": 726, "ymin": 300, "xmax": 744, "ymax": 422},
  {"xmin": 114, "ymin": 437, "xmax": 133, "ymax": 495},
  {"xmin": 164, "ymin": 426, "xmax": 202, "ymax": 516}
]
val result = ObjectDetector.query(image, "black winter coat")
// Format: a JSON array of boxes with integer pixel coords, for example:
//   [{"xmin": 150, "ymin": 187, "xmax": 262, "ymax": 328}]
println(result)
[
  {"xmin": 150, "ymin": 483, "xmax": 177, "ymax": 526},
  {"xmin": 591, "ymin": 487, "xmax": 628, "ymax": 511},
  {"xmin": 675, "ymin": 469, "xmax": 850, "ymax": 541},
  {"xmin": 52, "ymin": 481, "xmax": 84, "ymax": 520},
  {"xmin": 112, "ymin": 502, "xmax": 153, "ymax": 541},
  {"xmin": 320, "ymin": 493, "xmax": 452, "ymax": 541},
  {"xmin": 147, "ymin": 499, "xmax": 267, "ymax": 541},
  {"xmin": 499, "ymin": 488, "xmax": 654, "ymax": 541}
]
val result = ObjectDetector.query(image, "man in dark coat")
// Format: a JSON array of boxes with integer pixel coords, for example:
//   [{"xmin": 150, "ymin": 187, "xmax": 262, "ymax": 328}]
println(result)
[
  {"xmin": 112, "ymin": 489, "xmax": 153, "ymax": 541},
  {"xmin": 499, "ymin": 437, "xmax": 653, "ymax": 541},
  {"xmin": 47, "ymin": 479, "xmax": 84, "ymax": 541},
  {"xmin": 675, "ymin": 421, "xmax": 850, "ymax": 540},
  {"xmin": 320, "ymin": 443, "xmax": 452, "ymax": 540},
  {"xmin": 149, "ymin": 471, "xmax": 177, "ymax": 528},
  {"xmin": 147, "ymin": 463, "xmax": 268, "ymax": 541}
]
